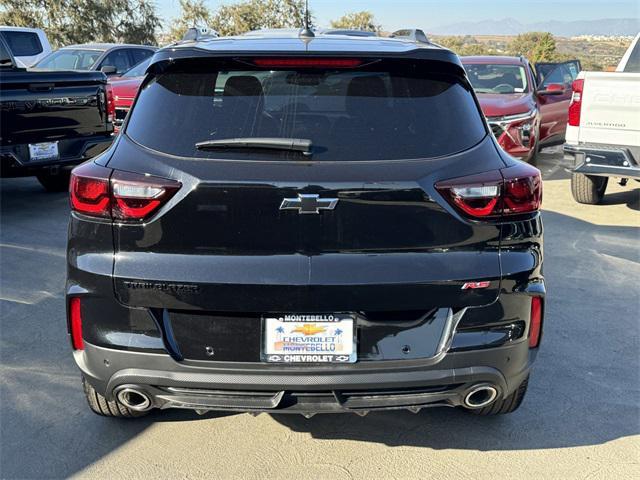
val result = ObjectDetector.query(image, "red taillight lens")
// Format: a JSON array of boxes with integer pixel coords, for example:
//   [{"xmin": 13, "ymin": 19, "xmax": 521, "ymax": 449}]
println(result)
[
  {"xmin": 70, "ymin": 163, "xmax": 181, "ymax": 222},
  {"xmin": 529, "ymin": 296, "xmax": 543, "ymax": 348},
  {"xmin": 252, "ymin": 57, "xmax": 363, "ymax": 68},
  {"xmin": 502, "ymin": 163, "xmax": 543, "ymax": 215},
  {"xmin": 70, "ymin": 162, "xmax": 111, "ymax": 217},
  {"xmin": 105, "ymin": 83, "xmax": 116, "ymax": 123},
  {"xmin": 111, "ymin": 170, "xmax": 181, "ymax": 221},
  {"xmin": 568, "ymin": 78, "xmax": 583, "ymax": 127},
  {"xmin": 435, "ymin": 163, "xmax": 542, "ymax": 219},
  {"xmin": 69, "ymin": 297, "xmax": 83, "ymax": 350}
]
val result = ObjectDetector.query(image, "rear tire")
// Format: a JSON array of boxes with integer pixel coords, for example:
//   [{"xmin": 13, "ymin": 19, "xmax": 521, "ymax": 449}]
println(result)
[
  {"xmin": 469, "ymin": 376, "xmax": 529, "ymax": 416},
  {"xmin": 36, "ymin": 171, "xmax": 71, "ymax": 192},
  {"xmin": 571, "ymin": 173, "xmax": 608, "ymax": 204},
  {"xmin": 82, "ymin": 376, "xmax": 148, "ymax": 418}
]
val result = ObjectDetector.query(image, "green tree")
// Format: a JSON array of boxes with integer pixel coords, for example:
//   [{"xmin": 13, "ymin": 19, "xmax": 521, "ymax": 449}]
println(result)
[
  {"xmin": 330, "ymin": 11, "xmax": 380, "ymax": 32},
  {"xmin": 508, "ymin": 32, "xmax": 558, "ymax": 63},
  {"xmin": 168, "ymin": 0, "xmax": 309, "ymax": 40},
  {"xmin": 0, "ymin": 0, "xmax": 160, "ymax": 47},
  {"xmin": 168, "ymin": 0, "xmax": 214, "ymax": 41},
  {"xmin": 436, "ymin": 35, "xmax": 493, "ymax": 56}
]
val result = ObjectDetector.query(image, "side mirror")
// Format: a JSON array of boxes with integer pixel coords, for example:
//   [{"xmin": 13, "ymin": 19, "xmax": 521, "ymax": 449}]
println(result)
[
  {"xmin": 100, "ymin": 65, "xmax": 117, "ymax": 75},
  {"xmin": 538, "ymin": 83, "xmax": 565, "ymax": 95}
]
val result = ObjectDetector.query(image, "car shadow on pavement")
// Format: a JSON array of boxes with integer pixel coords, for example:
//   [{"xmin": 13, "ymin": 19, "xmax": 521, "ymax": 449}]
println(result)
[{"xmin": 1, "ymin": 178, "xmax": 638, "ymax": 478}]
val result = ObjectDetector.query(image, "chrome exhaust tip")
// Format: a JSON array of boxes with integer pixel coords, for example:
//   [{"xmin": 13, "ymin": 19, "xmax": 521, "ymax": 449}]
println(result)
[
  {"xmin": 116, "ymin": 387, "xmax": 152, "ymax": 411},
  {"xmin": 463, "ymin": 384, "xmax": 498, "ymax": 409}
]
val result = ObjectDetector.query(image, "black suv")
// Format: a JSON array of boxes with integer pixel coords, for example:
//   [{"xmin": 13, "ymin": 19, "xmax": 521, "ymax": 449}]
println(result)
[{"xmin": 67, "ymin": 29, "xmax": 544, "ymax": 418}]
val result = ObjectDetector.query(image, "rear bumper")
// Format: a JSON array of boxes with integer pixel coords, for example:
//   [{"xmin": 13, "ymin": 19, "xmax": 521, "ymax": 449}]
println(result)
[
  {"xmin": 76, "ymin": 337, "xmax": 534, "ymax": 414},
  {"xmin": 564, "ymin": 143, "xmax": 640, "ymax": 179},
  {"xmin": 0, "ymin": 135, "xmax": 113, "ymax": 177}
]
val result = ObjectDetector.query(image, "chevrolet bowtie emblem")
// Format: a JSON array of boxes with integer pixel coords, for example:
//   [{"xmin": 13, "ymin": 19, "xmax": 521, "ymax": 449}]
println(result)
[{"xmin": 279, "ymin": 194, "xmax": 338, "ymax": 214}]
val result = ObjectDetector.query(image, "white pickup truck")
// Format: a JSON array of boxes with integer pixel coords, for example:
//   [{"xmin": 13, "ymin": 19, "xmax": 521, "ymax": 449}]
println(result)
[{"xmin": 564, "ymin": 33, "xmax": 640, "ymax": 204}]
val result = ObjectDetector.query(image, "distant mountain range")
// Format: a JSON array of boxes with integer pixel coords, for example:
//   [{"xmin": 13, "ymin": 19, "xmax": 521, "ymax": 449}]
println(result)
[{"xmin": 427, "ymin": 18, "xmax": 639, "ymax": 36}]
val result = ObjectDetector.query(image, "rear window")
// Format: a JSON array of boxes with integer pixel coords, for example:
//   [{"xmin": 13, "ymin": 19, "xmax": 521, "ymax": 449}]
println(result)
[
  {"xmin": 623, "ymin": 40, "xmax": 640, "ymax": 73},
  {"xmin": 126, "ymin": 60, "xmax": 486, "ymax": 161},
  {"xmin": 1, "ymin": 31, "xmax": 42, "ymax": 56}
]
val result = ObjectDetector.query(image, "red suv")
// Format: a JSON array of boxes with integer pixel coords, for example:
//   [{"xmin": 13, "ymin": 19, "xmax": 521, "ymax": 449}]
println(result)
[{"xmin": 462, "ymin": 56, "xmax": 580, "ymax": 162}]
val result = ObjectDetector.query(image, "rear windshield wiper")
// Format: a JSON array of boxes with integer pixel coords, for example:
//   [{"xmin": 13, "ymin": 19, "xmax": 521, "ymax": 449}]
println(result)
[{"xmin": 195, "ymin": 137, "xmax": 313, "ymax": 156}]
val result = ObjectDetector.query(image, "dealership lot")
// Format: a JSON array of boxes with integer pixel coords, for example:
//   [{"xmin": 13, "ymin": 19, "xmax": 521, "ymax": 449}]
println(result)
[{"xmin": 0, "ymin": 148, "xmax": 638, "ymax": 479}]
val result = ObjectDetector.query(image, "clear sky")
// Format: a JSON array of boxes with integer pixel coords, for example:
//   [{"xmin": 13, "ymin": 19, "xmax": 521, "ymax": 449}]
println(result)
[{"xmin": 154, "ymin": 0, "xmax": 639, "ymax": 30}]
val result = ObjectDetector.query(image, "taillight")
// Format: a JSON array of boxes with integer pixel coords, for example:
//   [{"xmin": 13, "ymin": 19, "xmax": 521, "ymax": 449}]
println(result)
[
  {"xmin": 70, "ymin": 162, "xmax": 111, "ymax": 218},
  {"xmin": 529, "ymin": 296, "xmax": 543, "ymax": 348},
  {"xmin": 568, "ymin": 79, "xmax": 583, "ymax": 127},
  {"xmin": 435, "ymin": 163, "xmax": 542, "ymax": 219},
  {"xmin": 111, "ymin": 170, "xmax": 181, "ymax": 221},
  {"xmin": 105, "ymin": 83, "xmax": 116, "ymax": 123},
  {"xmin": 69, "ymin": 297, "xmax": 83, "ymax": 350},
  {"xmin": 70, "ymin": 162, "xmax": 181, "ymax": 222},
  {"xmin": 252, "ymin": 58, "xmax": 363, "ymax": 68}
]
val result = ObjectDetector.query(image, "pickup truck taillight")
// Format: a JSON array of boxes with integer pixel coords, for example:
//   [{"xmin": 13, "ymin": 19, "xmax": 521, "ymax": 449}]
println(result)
[
  {"xmin": 435, "ymin": 163, "xmax": 542, "ymax": 219},
  {"xmin": 105, "ymin": 83, "xmax": 116, "ymax": 123},
  {"xmin": 568, "ymin": 79, "xmax": 584, "ymax": 127},
  {"xmin": 70, "ymin": 162, "xmax": 181, "ymax": 222}
]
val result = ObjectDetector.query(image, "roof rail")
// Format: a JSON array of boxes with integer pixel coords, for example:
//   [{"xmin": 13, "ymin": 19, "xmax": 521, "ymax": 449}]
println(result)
[
  {"xmin": 181, "ymin": 26, "xmax": 219, "ymax": 42},
  {"xmin": 390, "ymin": 29, "xmax": 430, "ymax": 44}
]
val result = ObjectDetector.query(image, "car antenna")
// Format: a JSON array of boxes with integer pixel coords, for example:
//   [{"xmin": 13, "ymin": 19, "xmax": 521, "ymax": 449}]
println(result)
[{"xmin": 299, "ymin": 0, "xmax": 314, "ymax": 38}]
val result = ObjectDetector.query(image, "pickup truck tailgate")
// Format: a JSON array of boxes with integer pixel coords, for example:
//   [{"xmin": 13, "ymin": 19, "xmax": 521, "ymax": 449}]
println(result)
[
  {"xmin": 578, "ymin": 72, "xmax": 640, "ymax": 145},
  {"xmin": 0, "ymin": 70, "xmax": 109, "ymax": 146}
]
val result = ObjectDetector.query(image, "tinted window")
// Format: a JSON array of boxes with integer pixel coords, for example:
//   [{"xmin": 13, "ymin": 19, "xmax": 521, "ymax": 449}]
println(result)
[
  {"xmin": 624, "ymin": 40, "xmax": 640, "ymax": 73},
  {"xmin": 131, "ymin": 48, "xmax": 153, "ymax": 65},
  {"xmin": 37, "ymin": 49, "xmax": 101, "ymax": 70},
  {"xmin": 0, "ymin": 37, "xmax": 14, "ymax": 67},
  {"xmin": 539, "ymin": 63, "xmax": 577, "ymax": 87},
  {"xmin": 100, "ymin": 49, "xmax": 131, "ymax": 74},
  {"xmin": 464, "ymin": 64, "xmax": 528, "ymax": 94},
  {"xmin": 126, "ymin": 62, "xmax": 486, "ymax": 161},
  {"xmin": 1, "ymin": 31, "xmax": 42, "ymax": 56},
  {"xmin": 123, "ymin": 57, "xmax": 151, "ymax": 78}
]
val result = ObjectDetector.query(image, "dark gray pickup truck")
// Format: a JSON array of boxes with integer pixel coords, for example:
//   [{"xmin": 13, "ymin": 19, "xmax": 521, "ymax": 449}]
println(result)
[{"xmin": 0, "ymin": 34, "xmax": 114, "ymax": 191}]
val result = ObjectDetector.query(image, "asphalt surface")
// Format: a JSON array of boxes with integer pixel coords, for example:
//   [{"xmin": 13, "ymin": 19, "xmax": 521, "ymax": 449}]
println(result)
[{"xmin": 1, "ymin": 148, "xmax": 639, "ymax": 479}]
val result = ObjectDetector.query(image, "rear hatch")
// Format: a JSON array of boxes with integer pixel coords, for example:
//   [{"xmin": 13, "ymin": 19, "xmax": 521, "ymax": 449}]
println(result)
[{"xmin": 110, "ymin": 56, "xmax": 503, "ymax": 313}]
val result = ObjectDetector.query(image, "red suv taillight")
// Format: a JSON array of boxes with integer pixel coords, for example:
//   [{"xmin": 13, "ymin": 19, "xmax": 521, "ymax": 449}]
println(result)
[
  {"xmin": 70, "ymin": 162, "xmax": 181, "ymax": 222},
  {"xmin": 568, "ymin": 79, "xmax": 584, "ymax": 127},
  {"xmin": 105, "ymin": 83, "xmax": 116, "ymax": 123},
  {"xmin": 435, "ymin": 163, "xmax": 542, "ymax": 219}
]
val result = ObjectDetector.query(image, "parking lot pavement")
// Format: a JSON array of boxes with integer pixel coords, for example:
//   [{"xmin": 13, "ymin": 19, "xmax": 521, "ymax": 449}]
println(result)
[{"xmin": 1, "ymin": 148, "xmax": 638, "ymax": 480}]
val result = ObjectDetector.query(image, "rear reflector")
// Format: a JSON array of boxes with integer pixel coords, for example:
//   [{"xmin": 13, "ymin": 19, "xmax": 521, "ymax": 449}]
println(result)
[
  {"xmin": 69, "ymin": 297, "xmax": 83, "ymax": 350},
  {"xmin": 252, "ymin": 58, "xmax": 363, "ymax": 68},
  {"xmin": 70, "ymin": 162, "xmax": 181, "ymax": 222},
  {"xmin": 568, "ymin": 79, "xmax": 583, "ymax": 127},
  {"xmin": 529, "ymin": 296, "xmax": 543, "ymax": 348},
  {"xmin": 435, "ymin": 163, "xmax": 542, "ymax": 219}
]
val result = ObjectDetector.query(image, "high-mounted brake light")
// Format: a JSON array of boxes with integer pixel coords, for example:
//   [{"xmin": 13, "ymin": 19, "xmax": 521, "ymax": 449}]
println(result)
[
  {"xmin": 529, "ymin": 296, "xmax": 543, "ymax": 348},
  {"xmin": 70, "ymin": 162, "xmax": 181, "ymax": 222},
  {"xmin": 568, "ymin": 79, "xmax": 583, "ymax": 127},
  {"xmin": 105, "ymin": 83, "xmax": 116, "ymax": 123},
  {"xmin": 69, "ymin": 297, "xmax": 83, "ymax": 350},
  {"xmin": 252, "ymin": 58, "xmax": 363, "ymax": 68},
  {"xmin": 435, "ymin": 163, "xmax": 542, "ymax": 219}
]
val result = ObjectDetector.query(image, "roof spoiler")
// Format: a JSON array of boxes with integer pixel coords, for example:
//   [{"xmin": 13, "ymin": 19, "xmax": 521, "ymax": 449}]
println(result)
[{"xmin": 390, "ymin": 29, "xmax": 430, "ymax": 44}]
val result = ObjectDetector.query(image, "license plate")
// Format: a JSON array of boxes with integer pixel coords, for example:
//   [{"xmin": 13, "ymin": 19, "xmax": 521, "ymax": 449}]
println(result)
[
  {"xmin": 263, "ymin": 314, "xmax": 356, "ymax": 363},
  {"xmin": 29, "ymin": 141, "xmax": 59, "ymax": 161}
]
